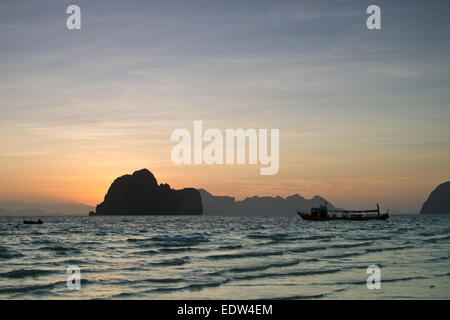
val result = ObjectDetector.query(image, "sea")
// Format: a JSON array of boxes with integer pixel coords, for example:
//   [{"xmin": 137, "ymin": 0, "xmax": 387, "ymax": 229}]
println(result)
[{"xmin": 0, "ymin": 214, "xmax": 449, "ymax": 299}]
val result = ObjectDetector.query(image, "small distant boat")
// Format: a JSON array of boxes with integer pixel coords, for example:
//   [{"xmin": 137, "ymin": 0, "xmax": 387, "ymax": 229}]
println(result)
[
  {"xmin": 298, "ymin": 204, "xmax": 389, "ymax": 221},
  {"xmin": 23, "ymin": 219, "xmax": 44, "ymax": 225}
]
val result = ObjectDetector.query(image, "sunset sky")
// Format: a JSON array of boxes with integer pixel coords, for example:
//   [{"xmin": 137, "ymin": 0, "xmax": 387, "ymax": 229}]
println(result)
[{"xmin": 1, "ymin": 0, "xmax": 449, "ymax": 212}]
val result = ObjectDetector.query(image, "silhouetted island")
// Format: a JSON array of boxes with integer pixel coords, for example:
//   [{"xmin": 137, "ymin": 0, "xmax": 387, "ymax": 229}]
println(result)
[
  {"xmin": 198, "ymin": 189, "xmax": 335, "ymax": 216},
  {"xmin": 420, "ymin": 181, "xmax": 450, "ymax": 214},
  {"xmin": 90, "ymin": 169, "xmax": 202, "ymax": 215}
]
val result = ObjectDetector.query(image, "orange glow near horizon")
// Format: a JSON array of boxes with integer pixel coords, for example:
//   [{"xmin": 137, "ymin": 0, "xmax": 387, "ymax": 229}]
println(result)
[
  {"xmin": 1, "ymin": 109, "xmax": 450, "ymax": 212},
  {"xmin": 1, "ymin": 135, "xmax": 448, "ymax": 212}
]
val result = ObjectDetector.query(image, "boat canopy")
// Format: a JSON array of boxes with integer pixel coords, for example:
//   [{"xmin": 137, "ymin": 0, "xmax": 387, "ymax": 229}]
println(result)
[{"xmin": 329, "ymin": 209, "xmax": 378, "ymax": 213}]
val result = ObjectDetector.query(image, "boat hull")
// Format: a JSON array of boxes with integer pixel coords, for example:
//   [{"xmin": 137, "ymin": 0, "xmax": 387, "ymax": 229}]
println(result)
[
  {"xmin": 23, "ymin": 221, "xmax": 43, "ymax": 225},
  {"xmin": 297, "ymin": 212, "xmax": 389, "ymax": 221}
]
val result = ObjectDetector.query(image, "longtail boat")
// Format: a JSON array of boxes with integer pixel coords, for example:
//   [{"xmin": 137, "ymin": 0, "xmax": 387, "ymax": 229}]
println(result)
[
  {"xmin": 23, "ymin": 219, "xmax": 44, "ymax": 225},
  {"xmin": 298, "ymin": 204, "xmax": 389, "ymax": 221}
]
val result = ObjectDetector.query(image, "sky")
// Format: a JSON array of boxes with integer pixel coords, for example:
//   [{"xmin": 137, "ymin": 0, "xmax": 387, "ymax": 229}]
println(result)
[{"xmin": 1, "ymin": 0, "xmax": 449, "ymax": 212}]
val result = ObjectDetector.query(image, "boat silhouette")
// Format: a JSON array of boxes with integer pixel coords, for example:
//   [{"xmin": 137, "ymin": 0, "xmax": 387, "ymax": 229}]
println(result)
[
  {"xmin": 298, "ymin": 204, "xmax": 389, "ymax": 221},
  {"xmin": 23, "ymin": 219, "xmax": 44, "ymax": 225}
]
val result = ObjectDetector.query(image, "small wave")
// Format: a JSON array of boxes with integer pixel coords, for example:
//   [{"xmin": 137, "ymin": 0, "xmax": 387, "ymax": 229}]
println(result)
[
  {"xmin": 423, "ymin": 235, "xmax": 450, "ymax": 243},
  {"xmin": 207, "ymin": 250, "xmax": 284, "ymax": 260},
  {"xmin": 40, "ymin": 246, "xmax": 82, "ymax": 255},
  {"xmin": 147, "ymin": 286, "xmax": 184, "ymax": 293},
  {"xmin": 127, "ymin": 238, "xmax": 147, "ymax": 243},
  {"xmin": 146, "ymin": 278, "xmax": 230, "ymax": 294},
  {"xmin": 0, "ymin": 281, "xmax": 64, "ymax": 294},
  {"xmin": 142, "ymin": 277, "xmax": 185, "ymax": 284},
  {"xmin": 330, "ymin": 241, "xmax": 373, "ymax": 249},
  {"xmin": 396, "ymin": 227, "xmax": 411, "ymax": 233},
  {"xmin": 234, "ymin": 268, "xmax": 341, "ymax": 281},
  {"xmin": 0, "ymin": 269, "xmax": 54, "ymax": 279},
  {"xmin": 0, "ymin": 247, "xmax": 23, "ymax": 260},
  {"xmin": 289, "ymin": 245, "xmax": 327, "ymax": 253},
  {"xmin": 158, "ymin": 247, "xmax": 205, "ymax": 254},
  {"xmin": 332, "ymin": 275, "xmax": 426, "ymax": 286},
  {"xmin": 349, "ymin": 236, "xmax": 391, "ymax": 241},
  {"xmin": 247, "ymin": 233, "xmax": 289, "ymax": 241},
  {"xmin": 61, "ymin": 259, "xmax": 89, "ymax": 265},
  {"xmin": 290, "ymin": 245, "xmax": 369, "ymax": 254},
  {"xmin": 204, "ymin": 270, "xmax": 226, "ymax": 277},
  {"xmin": 419, "ymin": 232, "xmax": 435, "ymax": 237},
  {"xmin": 111, "ymin": 292, "xmax": 145, "ymax": 298},
  {"xmin": 366, "ymin": 245, "xmax": 413, "ymax": 253},
  {"xmin": 133, "ymin": 247, "xmax": 204, "ymax": 255},
  {"xmin": 183, "ymin": 279, "xmax": 230, "ymax": 291},
  {"xmin": 228, "ymin": 259, "xmax": 300, "ymax": 274},
  {"xmin": 378, "ymin": 276, "xmax": 426, "ymax": 283},
  {"xmin": 33, "ymin": 239, "xmax": 54, "ymax": 245},
  {"xmin": 149, "ymin": 256, "xmax": 190, "ymax": 266},
  {"xmin": 322, "ymin": 252, "xmax": 365, "ymax": 259},
  {"xmin": 122, "ymin": 266, "xmax": 146, "ymax": 272},
  {"xmin": 217, "ymin": 244, "xmax": 243, "ymax": 250},
  {"xmin": 132, "ymin": 249, "xmax": 159, "ymax": 255},
  {"xmin": 334, "ymin": 286, "xmax": 350, "ymax": 293},
  {"xmin": 247, "ymin": 233, "xmax": 334, "ymax": 242},
  {"xmin": 425, "ymin": 256, "xmax": 449, "ymax": 263},
  {"xmin": 286, "ymin": 268, "xmax": 341, "ymax": 277},
  {"xmin": 79, "ymin": 241, "xmax": 101, "ymax": 245},
  {"xmin": 299, "ymin": 235, "xmax": 335, "ymax": 241},
  {"xmin": 150, "ymin": 233, "xmax": 210, "ymax": 247}
]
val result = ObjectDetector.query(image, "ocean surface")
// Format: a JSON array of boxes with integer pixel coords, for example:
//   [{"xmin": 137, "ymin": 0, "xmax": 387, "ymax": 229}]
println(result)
[{"xmin": 0, "ymin": 214, "xmax": 449, "ymax": 299}]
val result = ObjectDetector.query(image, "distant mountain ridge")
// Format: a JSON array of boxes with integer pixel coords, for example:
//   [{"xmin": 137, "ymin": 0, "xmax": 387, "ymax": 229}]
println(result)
[
  {"xmin": 0, "ymin": 201, "xmax": 94, "ymax": 216},
  {"xmin": 420, "ymin": 181, "xmax": 450, "ymax": 214},
  {"xmin": 198, "ymin": 189, "xmax": 335, "ymax": 216},
  {"xmin": 0, "ymin": 200, "xmax": 94, "ymax": 213},
  {"xmin": 0, "ymin": 208, "xmax": 79, "ymax": 216}
]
